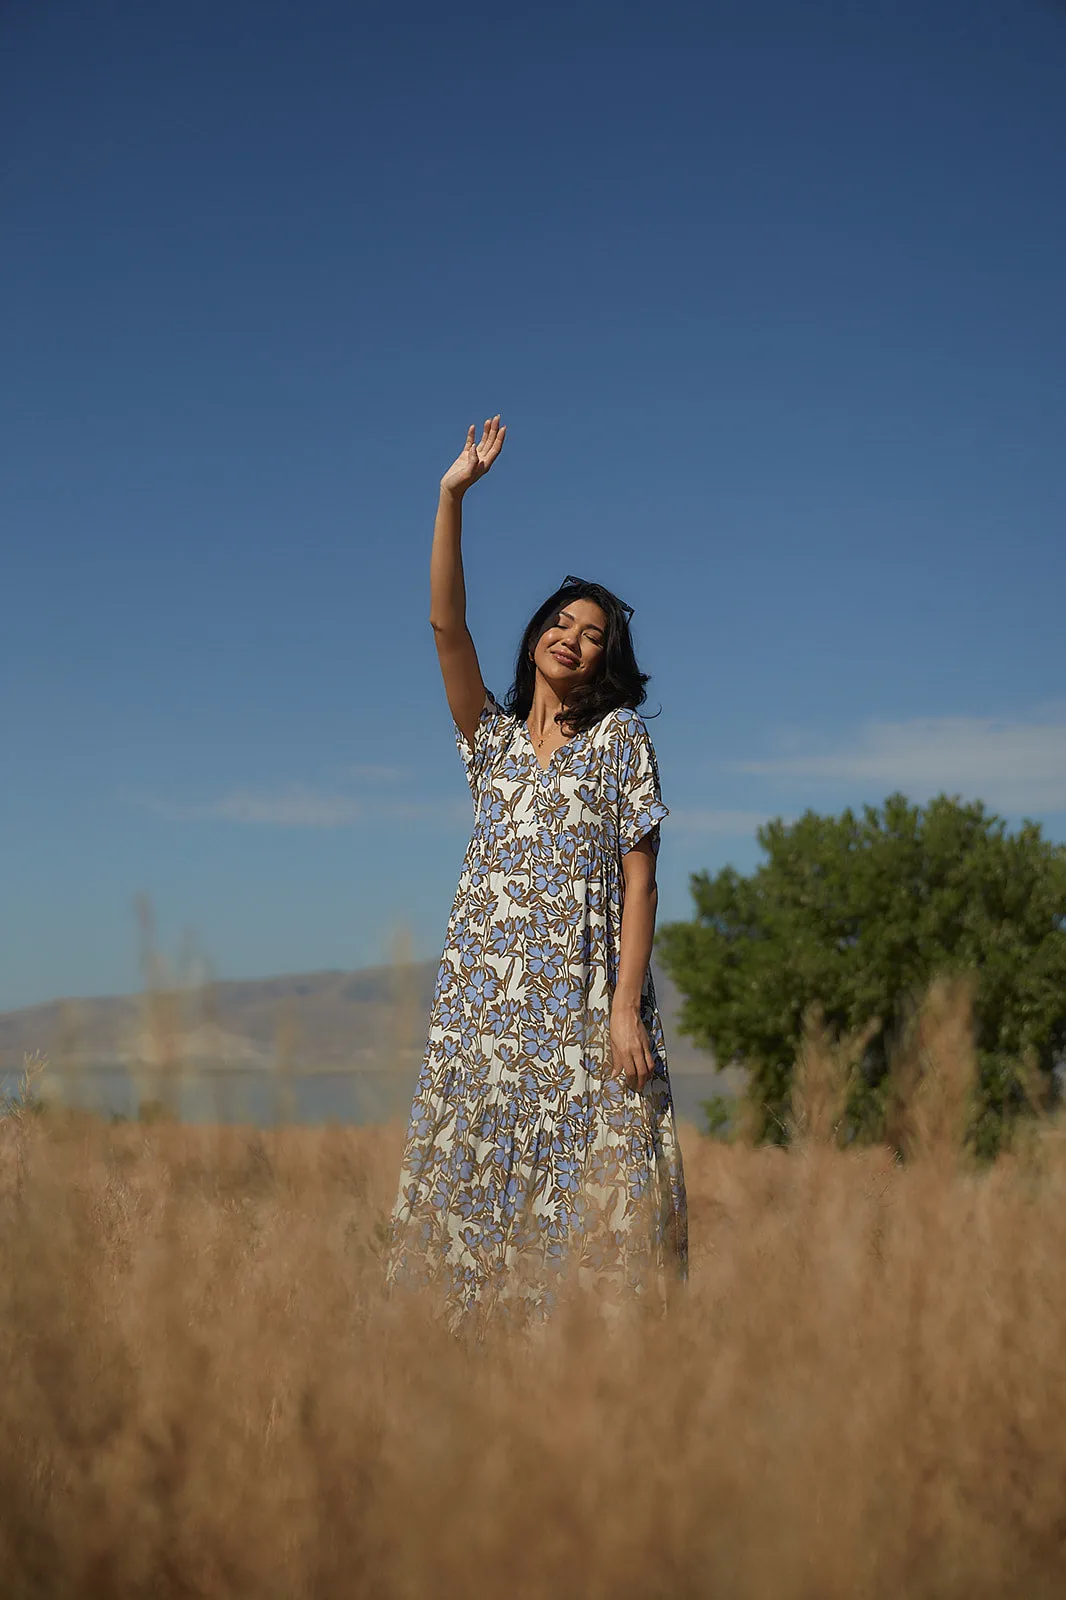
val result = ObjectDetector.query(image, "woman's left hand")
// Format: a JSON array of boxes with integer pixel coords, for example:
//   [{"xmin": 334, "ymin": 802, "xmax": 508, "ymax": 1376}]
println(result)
[{"xmin": 609, "ymin": 1001, "xmax": 655, "ymax": 1091}]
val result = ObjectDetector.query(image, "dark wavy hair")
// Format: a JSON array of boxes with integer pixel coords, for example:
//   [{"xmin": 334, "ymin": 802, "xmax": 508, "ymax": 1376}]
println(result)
[{"xmin": 504, "ymin": 577, "xmax": 649, "ymax": 736}]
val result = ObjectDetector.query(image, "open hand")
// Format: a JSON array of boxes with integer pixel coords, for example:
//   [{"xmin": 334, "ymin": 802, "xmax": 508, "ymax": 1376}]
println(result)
[
  {"xmin": 610, "ymin": 1003, "xmax": 656, "ymax": 1092},
  {"xmin": 440, "ymin": 416, "xmax": 506, "ymax": 497}
]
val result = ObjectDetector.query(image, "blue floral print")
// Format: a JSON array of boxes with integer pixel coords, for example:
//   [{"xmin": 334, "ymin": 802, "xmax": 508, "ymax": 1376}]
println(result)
[{"xmin": 387, "ymin": 692, "xmax": 688, "ymax": 1321}]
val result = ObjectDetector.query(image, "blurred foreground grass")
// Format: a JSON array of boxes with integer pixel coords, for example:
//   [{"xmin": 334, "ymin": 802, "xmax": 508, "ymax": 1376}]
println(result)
[{"xmin": 2, "ymin": 980, "xmax": 1066, "ymax": 1598}]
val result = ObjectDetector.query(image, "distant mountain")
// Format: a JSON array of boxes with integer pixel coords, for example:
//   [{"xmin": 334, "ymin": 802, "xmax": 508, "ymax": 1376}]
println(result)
[{"xmin": 0, "ymin": 961, "xmax": 717, "ymax": 1077}]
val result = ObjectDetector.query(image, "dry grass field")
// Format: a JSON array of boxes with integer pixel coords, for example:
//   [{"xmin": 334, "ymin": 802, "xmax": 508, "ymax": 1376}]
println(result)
[{"xmin": 2, "ymin": 980, "xmax": 1066, "ymax": 1599}]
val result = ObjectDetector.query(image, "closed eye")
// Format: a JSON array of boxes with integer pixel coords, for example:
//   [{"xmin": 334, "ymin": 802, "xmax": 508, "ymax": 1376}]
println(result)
[{"xmin": 557, "ymin": 610, "xmax": 604, "ymax": 645}]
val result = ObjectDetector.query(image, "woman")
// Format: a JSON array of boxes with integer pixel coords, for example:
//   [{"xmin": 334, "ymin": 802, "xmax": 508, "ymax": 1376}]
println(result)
[{"xmin": 387, "ymin": 416, "xmax": 687, "ymax": 1322}]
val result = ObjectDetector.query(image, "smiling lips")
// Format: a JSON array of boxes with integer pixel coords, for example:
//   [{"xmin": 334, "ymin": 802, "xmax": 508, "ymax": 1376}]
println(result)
[{"xmin": 551, "ymin": 648, "xmax": 579, "ymax": 669}]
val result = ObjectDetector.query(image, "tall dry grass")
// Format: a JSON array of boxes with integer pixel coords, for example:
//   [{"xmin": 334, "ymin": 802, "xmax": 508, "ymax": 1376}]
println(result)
[{"xmin": 2, "ymin": 983, "xmax": 1066, "ymax": 1598}]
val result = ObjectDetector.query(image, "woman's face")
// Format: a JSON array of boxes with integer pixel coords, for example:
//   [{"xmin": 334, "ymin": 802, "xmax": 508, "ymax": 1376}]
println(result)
[{"xmin": 531, "ymin": 597, "xmax": 607, "ymax": 693}]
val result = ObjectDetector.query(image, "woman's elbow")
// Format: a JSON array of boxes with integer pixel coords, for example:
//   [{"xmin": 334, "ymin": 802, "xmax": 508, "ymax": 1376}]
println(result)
[
  {"xmin": 622, "ymin": 858, "xmax": 658, "ymax": 903},
  {"xmin": 429, "ymin": 615, "xmax": 461, "ymax": 638}
]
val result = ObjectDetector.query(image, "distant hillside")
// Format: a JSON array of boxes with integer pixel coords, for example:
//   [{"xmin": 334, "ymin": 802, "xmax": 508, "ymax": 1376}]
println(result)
[{"xmin": 0, "ymin": 962, "xmax": 718, "ymax": 1079}]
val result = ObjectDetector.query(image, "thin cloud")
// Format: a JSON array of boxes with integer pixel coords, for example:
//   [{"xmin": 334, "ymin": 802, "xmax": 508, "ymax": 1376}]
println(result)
[
  {"xmin": 137, "ymin": 787, "xmax": 773, "ymax": 836},
  {"xmin": 670, "ymin": 807, "xmax": 780, "ymax": 835},
  {"xmin": 140, "ymin": 786, "xmax": 364, "ymax": 828},
  {"xmin": 130, "ymin": 785, "xmax": 469, "ymax": 829},
  {"xmin": 732, "ymin": 714, "xmax": 1066, "ymax": 815}
]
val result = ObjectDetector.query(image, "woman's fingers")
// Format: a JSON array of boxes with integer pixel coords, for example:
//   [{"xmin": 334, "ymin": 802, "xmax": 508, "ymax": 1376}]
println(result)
[
  {"xmin": 474, "ymin": 416, "xmax": 506, "ymax": 473},
  {"xmin": 613, "ymin": 1043, "xmax": 639, "ymax": 1087},
  {"xmin": 443, "ymin": 420, "xmax": 504, "ymax": 493},
  {"xmin": 609, "ymin": 1017, "xmax": 655, "ymax": 1088},
  {"xmin": 615, "ymin": 1027, "xmax": 654, "ymax": 1091},
  {"xmin": 484, "ymin": 422, "xmax": 506, "ymax": 466},
  {"xmin": 461, "ymin": 416, "xmax": 503, "ymax": 463},
  {"xmin": 638, "ymin": 1037, "xmax": 655, "ymax": 1090}
]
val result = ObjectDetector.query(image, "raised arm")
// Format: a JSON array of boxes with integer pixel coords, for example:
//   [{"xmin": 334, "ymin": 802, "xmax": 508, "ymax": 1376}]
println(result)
[{"xmin": 430, "ymin": 416, "xmax": 506, "ymax": 747}]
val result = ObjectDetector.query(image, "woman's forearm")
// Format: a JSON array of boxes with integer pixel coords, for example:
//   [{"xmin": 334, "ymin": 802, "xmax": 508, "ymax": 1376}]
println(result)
[
  {"xmin": 614, "ymin": 876, "xmax": 657, "ymax": 1011},
  {"xmin": 429, "ymin": 486, "xmax": 468, "ymax": 636}
]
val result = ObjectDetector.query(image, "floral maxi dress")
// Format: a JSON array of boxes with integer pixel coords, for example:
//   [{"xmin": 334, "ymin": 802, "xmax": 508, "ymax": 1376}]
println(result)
[{"xmin": 387, "ymin": 692, "xmax": 688, "ymax": 1320}]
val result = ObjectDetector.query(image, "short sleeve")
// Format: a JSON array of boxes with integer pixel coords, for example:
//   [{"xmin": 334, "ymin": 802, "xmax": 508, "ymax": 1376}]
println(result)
[
  {"xmin": 455, "ymin": 689, "xmax": 510, "ymax": 800},
  {"xmin": 615, "ymin": 711, "xmax": 670, "ymax": 855}
]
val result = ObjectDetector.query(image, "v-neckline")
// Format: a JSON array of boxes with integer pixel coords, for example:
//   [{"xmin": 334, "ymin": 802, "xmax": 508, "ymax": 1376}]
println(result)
[{"xmin": 523, "ymin": 720, "xmax": 580, "ymax": 775}]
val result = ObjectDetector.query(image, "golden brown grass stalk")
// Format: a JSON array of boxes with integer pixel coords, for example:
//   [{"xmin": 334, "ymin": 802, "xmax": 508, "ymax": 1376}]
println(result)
[
  {"xmin": 887, "ymin": 973, "xmax": 978, "ymax": 1164},
  {"xmin": 788, "ymin": 1004, "xmax": 879, "ymax": 1147}
]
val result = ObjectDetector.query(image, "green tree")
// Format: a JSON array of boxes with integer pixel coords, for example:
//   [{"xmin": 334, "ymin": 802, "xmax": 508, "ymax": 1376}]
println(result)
[{"xmin": 657, "ymin": 794, "xmax": 1066, "ymax": 1156}]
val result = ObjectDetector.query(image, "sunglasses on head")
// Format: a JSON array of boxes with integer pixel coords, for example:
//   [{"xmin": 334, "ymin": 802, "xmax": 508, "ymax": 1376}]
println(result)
[{"xmin": 560, "ymin": 575, "xmax": 635, "ymax": 621}]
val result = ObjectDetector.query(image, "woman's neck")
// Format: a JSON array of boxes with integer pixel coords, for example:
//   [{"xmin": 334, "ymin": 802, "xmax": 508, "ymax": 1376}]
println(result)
[{"xmin": 527, "ymin": 676, "xmax": 568, "ymax": 738}]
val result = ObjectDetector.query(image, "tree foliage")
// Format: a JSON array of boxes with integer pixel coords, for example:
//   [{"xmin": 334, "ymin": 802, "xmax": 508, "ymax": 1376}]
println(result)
[{"xmin": 657, "ymin": 794, "xmax": 1066, "ymax": 1155}]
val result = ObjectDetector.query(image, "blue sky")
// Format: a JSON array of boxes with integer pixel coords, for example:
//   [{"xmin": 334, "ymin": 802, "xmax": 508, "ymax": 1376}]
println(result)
[{"xmin": 3, "ymin": 0, "xmax": 1064, "ymax": 1010}]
